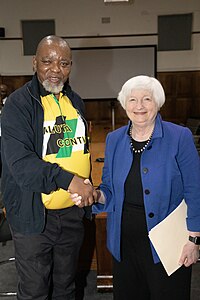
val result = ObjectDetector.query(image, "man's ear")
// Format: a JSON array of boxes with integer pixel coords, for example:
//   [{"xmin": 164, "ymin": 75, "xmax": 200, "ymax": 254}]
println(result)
[{"xmin": 32, "ymin": 56, "xmax": 37, "ymax": 72}]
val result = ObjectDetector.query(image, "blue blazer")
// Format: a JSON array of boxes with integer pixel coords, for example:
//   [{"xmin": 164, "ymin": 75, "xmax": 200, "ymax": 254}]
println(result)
[{"xmin": 93, "ymin": 114, "xmax": 200, "ymax": 263}]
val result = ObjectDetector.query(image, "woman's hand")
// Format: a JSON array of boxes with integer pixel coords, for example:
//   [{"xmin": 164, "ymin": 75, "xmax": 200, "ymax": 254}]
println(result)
[
  {"xmin": 70, "ymin": 193, "xmax": 83, "ymax": 207},
  {"xmin": 179, "ymin": 238, "xmax": 200, "ymax": 267}
]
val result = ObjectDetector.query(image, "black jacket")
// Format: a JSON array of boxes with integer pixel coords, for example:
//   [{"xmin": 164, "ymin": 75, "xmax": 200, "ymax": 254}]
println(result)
[{"xmin": 1, "ymin": 74, "xmax": 88, "ymax": 234}]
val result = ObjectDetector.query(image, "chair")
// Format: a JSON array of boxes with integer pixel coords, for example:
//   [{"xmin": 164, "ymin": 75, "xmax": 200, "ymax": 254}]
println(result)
[{"xmin": 0, "ymin": 208, "xmax": 17, "ymax": 297}]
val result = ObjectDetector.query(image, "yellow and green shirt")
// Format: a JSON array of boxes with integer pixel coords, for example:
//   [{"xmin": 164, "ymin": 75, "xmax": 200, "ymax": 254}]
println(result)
[{"xmin": 41, "ymin": 93, "xmax": 90, "ymax": 209}]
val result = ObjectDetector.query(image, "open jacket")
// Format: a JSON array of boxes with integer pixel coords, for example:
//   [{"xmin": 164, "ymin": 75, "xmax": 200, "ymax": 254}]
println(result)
[
  {"xmin": 93, "ymin": 114, "xmax": 200, "ymax": 263},
  {"xmin": 1, "ymin": 74, "xmax": 88, "ymax": 234}
]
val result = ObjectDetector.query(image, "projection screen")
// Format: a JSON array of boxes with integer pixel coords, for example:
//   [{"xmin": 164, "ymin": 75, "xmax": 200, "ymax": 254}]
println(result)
[{"xmin": 69, "ymin": 45, "xmax": 157, "ymax": 100}]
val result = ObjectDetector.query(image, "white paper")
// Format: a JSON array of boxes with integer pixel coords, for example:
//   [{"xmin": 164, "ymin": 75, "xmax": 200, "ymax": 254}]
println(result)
[{"xmin": 149, "ymin": 200, "xmax": 188, "ymax": 276}]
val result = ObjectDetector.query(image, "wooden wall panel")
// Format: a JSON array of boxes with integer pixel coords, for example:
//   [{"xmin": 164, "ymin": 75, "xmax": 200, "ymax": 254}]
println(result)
[
  {"xmin": 157, "ymin": 73, "xmax": 176, "ymax": 97},
  {"xmin": 84, "ymin": 101, "xmax": 111, "ymax": 122},
  {"xmin": 193, "ymin": 72, "xmax": 200, "ymax": 97},
  {"xmin": 1, "ymin": 75, "xmax": 32, "ymax": 96},
  {"xmin": 190, "ymin": 98, "xmax": 200, "ymax": 119},
  {"xmin": 1, "ymin": 71, "xmax": 199, "ymax": 126},
  {"xmin": 176, "ymin": 73, "xmax": 193, "ymax": 97},
  {"xmin": 84, "ymin": 100, "xmax": 127, "ymax": 124},
  {"xmin": 158, "ymin": 71, "xmax": 200, "ymax": 125}
]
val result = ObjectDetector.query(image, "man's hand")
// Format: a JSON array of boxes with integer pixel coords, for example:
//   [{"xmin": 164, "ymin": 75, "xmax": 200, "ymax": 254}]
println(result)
[
  {"xmin": 68, "ymin": 176, "xmax": 95, "ymax": 207},
  {"xmin": 70, "ymin": 179, "xmax": 105, "ymax": 207}
]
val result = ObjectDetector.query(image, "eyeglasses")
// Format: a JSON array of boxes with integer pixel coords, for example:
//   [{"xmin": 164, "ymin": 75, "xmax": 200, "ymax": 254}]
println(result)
[{"xmin": 127, "ymin": 96, "xmax": 153, "ymax": 106}]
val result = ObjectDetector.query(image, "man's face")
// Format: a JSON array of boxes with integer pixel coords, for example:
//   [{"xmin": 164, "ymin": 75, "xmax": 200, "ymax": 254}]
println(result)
[
  {"xmin": 0, "ymin": 84, "xmax": 8, "ymax": 109},
  {"xmin": 32, "ymin": 41, "xmax": 72, "ymax": 95},
  {"xmin": 0, "ymin": 84, "xmax": 8, "ymax": 99}
]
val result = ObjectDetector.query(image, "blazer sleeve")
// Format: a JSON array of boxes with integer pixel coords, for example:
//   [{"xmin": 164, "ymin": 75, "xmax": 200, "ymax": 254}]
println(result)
[{"xmin": 177, "ymin": 127, "xmax": 200, "ymax": 231}]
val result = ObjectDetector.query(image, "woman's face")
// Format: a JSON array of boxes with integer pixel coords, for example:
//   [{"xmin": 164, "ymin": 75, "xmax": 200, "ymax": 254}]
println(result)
[{"xmin": 125, "ymin": 89, "xmax": 158, "ymax": 128}]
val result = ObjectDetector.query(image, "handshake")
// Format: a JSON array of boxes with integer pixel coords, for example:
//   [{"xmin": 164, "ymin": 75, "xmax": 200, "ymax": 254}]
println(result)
[{"xmin": 68, "ymin": 175, "xmax": 105, "ymax": 208}]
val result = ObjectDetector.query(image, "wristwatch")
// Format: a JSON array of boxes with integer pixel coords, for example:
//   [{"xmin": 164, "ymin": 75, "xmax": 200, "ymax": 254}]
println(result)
[{"xmin": 189, "ymin": 236, "xmax": 200, "ymax": 245}]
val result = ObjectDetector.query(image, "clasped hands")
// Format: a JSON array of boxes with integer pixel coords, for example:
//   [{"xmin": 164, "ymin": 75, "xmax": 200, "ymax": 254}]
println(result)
[{"xmin": 68, "ymin": 175, "xmax": 102, "ymax": 207}]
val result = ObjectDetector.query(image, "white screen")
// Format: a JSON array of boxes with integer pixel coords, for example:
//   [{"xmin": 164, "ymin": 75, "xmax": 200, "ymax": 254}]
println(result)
[{"xmin": 69, "ymin": 45, "xmax": 156, "ymax": 100}]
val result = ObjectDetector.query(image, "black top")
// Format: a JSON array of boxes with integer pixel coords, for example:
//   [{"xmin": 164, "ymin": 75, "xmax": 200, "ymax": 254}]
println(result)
[{"xmin": 124, "ymin": 139, "xmax": 147, "ymax": 207}]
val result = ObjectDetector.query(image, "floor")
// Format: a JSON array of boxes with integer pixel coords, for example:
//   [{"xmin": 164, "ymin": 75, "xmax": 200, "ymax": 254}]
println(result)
[
  {"xmin": 0, "ymin": 241, "xmax": 200, "ymax": 299},
  {"xmin": 0, "ymin": 240, "xmax": 112, "ymax": 300}
]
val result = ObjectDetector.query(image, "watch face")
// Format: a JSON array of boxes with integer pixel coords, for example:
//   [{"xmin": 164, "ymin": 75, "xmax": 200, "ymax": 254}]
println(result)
[{"xmin": 189, "ymin": 236, "xmax": 200, "ymax": 245}]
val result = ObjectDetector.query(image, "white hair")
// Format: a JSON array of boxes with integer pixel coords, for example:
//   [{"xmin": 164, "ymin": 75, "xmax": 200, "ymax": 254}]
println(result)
[{"xmin": 117, "ymin": 75, "xmax": 165, "ymax": 110}]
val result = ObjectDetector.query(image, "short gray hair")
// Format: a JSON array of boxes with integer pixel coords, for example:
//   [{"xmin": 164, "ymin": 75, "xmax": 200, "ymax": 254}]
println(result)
[{"xmin": 117, "ymin": 75, "xmax": 165, "ymax": 110}]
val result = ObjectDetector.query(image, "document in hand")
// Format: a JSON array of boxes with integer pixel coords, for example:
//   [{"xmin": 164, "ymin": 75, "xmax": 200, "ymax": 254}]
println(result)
[{"xmin": 149, "ymin": 200, "xmax": 188, "ymax": 276}]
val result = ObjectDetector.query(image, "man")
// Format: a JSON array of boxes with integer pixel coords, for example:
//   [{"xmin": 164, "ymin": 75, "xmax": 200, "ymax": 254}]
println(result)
[
  {"xmin": 0, "ymin": 83, "xmax": 8, "ymax": 179},
  {"xmin": 1, "ymin": 35, "xmax": 95, "ymax": 299},
  {"xmin": 0, "ymin": 83, "xmax": 8, "ymax": 108}
]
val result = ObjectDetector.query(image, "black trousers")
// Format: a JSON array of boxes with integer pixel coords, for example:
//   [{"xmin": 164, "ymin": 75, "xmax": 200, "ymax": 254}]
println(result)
[
  {"xmin": 113, "ymin": 203, "xmax": 192, "ymax": 300},
  {"xmin": 12, "ymin": 206, "xmax": 85, "ymax": 300}
]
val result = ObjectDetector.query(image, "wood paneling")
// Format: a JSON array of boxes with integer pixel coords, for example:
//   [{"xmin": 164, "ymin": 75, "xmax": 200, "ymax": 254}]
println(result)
[
  {"xmin": 95, "ymin": 213, "xmax": 113, "ymax": 291},
  {"xmin": 89, "ymin": 141, "xmax": 113, "ymax": 289},
  {"xmin": 84, "ymin": 100, "xmax": 127, "ymax": 124},
  {"xmin": 158, "ymin": 71, "xmax": 200, "ymax": 124},
  {"xmin": 1, "ymin": 71, "xmax": 199, "ymax": 126},
  {"xmin": 0, "ymin": 75, "xmax": 32, "ymax": 96}
]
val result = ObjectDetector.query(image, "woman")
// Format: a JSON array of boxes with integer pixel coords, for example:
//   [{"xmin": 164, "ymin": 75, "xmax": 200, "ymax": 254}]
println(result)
[{"xmin": 71, "ymin": 75, "xmax": 200, "ymax": 300}]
